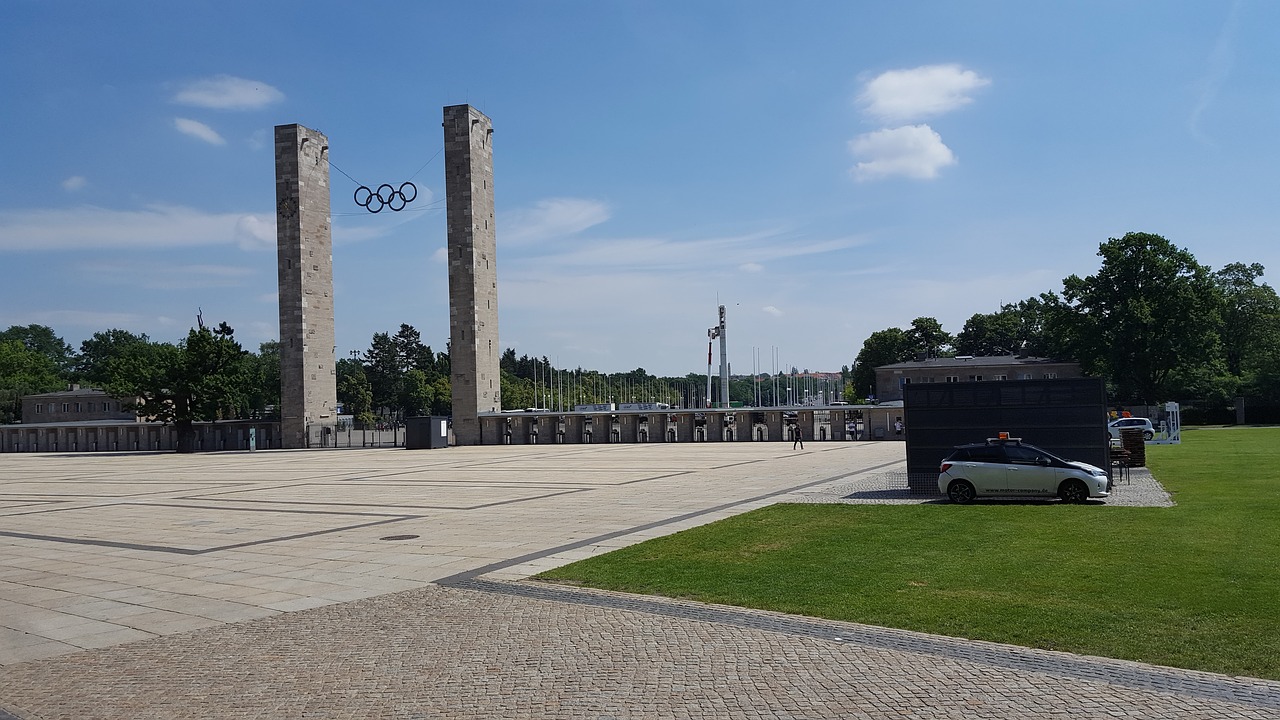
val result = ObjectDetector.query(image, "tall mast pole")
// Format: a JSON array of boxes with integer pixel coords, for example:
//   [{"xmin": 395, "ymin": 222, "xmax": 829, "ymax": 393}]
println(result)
[{"xmin": 718, "ymin": 305, "xmax": 729, "ymax": 409}]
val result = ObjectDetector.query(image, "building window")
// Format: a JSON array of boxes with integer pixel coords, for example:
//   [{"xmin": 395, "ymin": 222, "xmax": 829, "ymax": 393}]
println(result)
[
  {"xmin": 994, "ymin": 375, "xmax": 1008, "ymax": 381},
  {"xmin": 75, "ymin": 402, "xmax": 82, "ymax": 412},
  {"xmin": 1043, "ymin": 373, "xmax": 1058, "ymax": 379},
  {"xmin": 1019, "ymin": 373, "xmax": 1033, "ymax": 380},
  {"xmin": 946, "ymin": 376, "xmax": 959, "ymax": 383},
  {"xmin": 62, "ymin": 403, "xmax": 69, "ymax": 412},
  {"xmin": 35, "ymin": 404, "xmax": 42, "ymax": 414},
  {"xmin": 969, "ymin": 375, "xmax": 983, "ymax": 382}
]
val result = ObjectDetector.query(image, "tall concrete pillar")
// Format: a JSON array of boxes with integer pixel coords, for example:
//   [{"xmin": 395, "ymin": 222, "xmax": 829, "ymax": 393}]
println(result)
[
  {"xmin": 443, "ymin": 105, "xmax": 500, "ymax": 445},
  {"xmin": 275, "ymin": 124, "xmax": 337, "ymax": 449}
]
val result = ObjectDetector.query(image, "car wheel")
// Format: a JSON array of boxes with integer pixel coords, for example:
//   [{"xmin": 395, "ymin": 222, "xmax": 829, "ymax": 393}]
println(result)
[
  {"xmin": 1143, "ymin": 430, "xmax": 1154, "ymax": 441},
  {"xmin": 947, "ymin": 480, "xmax": 976, "ymax": 505},
  {"xmin": 1059, "ymin": 479, "xmax": 1089, "ymax": 504}
]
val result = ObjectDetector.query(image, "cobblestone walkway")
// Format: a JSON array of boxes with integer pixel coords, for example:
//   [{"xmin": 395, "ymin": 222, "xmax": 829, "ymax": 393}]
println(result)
[{"xmin": 2, "ymin": 579, "xmax": 1277, "ymax": 719}]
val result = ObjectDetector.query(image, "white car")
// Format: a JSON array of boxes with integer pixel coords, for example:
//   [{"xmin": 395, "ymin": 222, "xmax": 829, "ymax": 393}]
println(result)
[
  {"xmin": 938, "ymin": 438, "xmax": 1110, "ymax": 504},
  {"xmin": 1108, "ymin": 417, "xmax": 1154, "ymax": 441}
]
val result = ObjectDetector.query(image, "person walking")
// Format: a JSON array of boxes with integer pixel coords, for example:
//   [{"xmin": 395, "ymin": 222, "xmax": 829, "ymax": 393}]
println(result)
[{"xmin": 793, "ymin": 425, "xmax": 804, "ymax": 450}]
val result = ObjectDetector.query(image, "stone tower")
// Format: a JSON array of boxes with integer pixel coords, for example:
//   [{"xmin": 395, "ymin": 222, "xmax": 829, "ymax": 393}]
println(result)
[
  {"xmin": 274, "ymin": 124, "xmax": 337, "ymax": 449},
  {"xmin": 443, "ymin": 105, "xmax": 500, "ymax": 445}
]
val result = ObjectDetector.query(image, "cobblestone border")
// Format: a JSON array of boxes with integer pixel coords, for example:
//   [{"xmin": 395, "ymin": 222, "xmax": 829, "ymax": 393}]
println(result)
[{"xmin": 442, "ymin": 578, "xmax": 1280, "ymax": 712}]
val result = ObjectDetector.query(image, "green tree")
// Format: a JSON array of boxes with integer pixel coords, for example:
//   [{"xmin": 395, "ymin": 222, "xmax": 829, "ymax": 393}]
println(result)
[
  {"xmin": 0, "ymin": 339, "xmax": 65, "ymax": 423},
  {"xmin": 75, "ymin": 329, "xmax": 151, "ymax": 386},
  {"xmin": 1061, "ymin": 232, "xmax": 1221, "ymax": 402},
  {"xmin": 1213, "ymin": 263, "xmax": 1280, "ymax": 377},
  {"xmin": 244, "ymin": 341, "xmax": 280, "ymax": 418},
  {"xmin": 336, "ymin": 358, "xmax": 376, "ymax": 426},
  {"xmin": 1009, "ymin": 293, "xmax": 1072, "ymax": 358},
  {"xmin": 393, "ymin": 324, "xmax": 440, "ymax": 375},
  {"xmin": 1, "ymin": 324, "xmax": 75, "ymax": 376},
  {"xmin": 852, "ymin": 328, "xmax": 914, "ymax": 397},
  {"xmin": 954, "ymin": 310, "xmax": 1020, "ymax": 357},
  {"xmin": 429, "ymin": 376, "xmax": 452, "ymax": 416},
  {"xmin": 362, "ymin": 332, "xmax": 402, "ymax": 417},
  {"xmin": 905, "ymin": 317, "xmax": 952, "ymax": 358},
  {"xmin": 501, "ymin": 369, "xmax": 534, "ymax": 411},
  {"xmin": 106, "ymin": 322, "xmax": 249, "ymax": 452},
  {"xmin": 400, "ymin": 369, "xmax": 435, "ymax": 417}
]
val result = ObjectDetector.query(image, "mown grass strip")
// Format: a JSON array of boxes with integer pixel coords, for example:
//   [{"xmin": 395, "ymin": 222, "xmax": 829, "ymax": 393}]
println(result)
[{"xmin": 538, "ymin": 427, "xmax": 1280, "ymax": 679}]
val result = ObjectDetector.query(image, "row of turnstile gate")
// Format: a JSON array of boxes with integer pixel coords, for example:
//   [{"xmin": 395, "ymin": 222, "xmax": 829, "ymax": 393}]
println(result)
[
  {"xmin": 479, "ymin": 410, "xmax": 867, "ymax": 445},
  {"xmin": 0, "ymin": 421, "xmax": 279, "ymax": 453}
]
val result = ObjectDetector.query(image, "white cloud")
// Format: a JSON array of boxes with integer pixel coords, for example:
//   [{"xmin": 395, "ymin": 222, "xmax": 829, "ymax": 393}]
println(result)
[
  {"xmin": 330, "ymin": 210, "xmax": 429, "ymax": 246},
  {"xmin": 0, "ymin": 204, "xmax": 262, "ymax": 251},
  {"xmin": 174, "ymin": 117, "xmax": 226, "ymax": 145},
  {"xmin": 173, "ymin": 75, "xmax": 284, "ymax": 110},
  {"xmin": 763, "ymin": 306, "xmax": 784, "ymax": 317},
  {"xmin": 739, "ymin": 262, "xmax": 764, "ymax": 273},
  {"xmin": 248, "ymin": 128, "xmax": 269, "ymax": 151},
  {"xmin": 501, "ymin": 198, "xmax": 610, "ymax": 245},
  {"xmin": 859, "ymin": 64, "xmax": 990, "ymax": 123},
  {"xmin": 849, "ymin": 125, "xmax": 956, "ymax": 181},
  {"xmin": 506, "ymin": 227, "xmax": 864, "ymax": 277},
  {"xmin": 431, "ymin": 246, "xmax": 448, "ymax": 263},
  {"xmin": 1189, "ymin": 2, "xmax": 1241, "ymax": 143},
  {"xmin": 0, "ymin": 309, "xmax": 143, "ymax": 329},
  {"xmin": 235, "ymin": 214, "xmax": 276, "ymax": 251},
  {"xmin": 62, "ymin": 176, "xmax": 86, "ymax": 191},
  {"xmin": 81, "ymin": 260, "xmax": 257, "ymax": 290}
]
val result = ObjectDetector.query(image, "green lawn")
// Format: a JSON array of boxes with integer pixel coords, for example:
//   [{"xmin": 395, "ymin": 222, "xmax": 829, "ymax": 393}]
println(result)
[{"xmin": 538, "ymin": 427, "xmax": 1280, "ymax": 679}]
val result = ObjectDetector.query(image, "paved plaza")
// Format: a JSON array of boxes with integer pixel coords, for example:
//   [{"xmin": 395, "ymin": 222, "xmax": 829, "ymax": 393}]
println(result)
[{"xmin": 1, "ymin": 442, "xmax": 1277, "ymax": 718}]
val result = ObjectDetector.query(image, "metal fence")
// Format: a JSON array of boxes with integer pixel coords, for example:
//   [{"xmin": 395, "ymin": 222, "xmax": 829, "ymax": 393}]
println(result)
[{"xmin": 307, "ymin": 424, "xmax": 406, "ymax": 448}]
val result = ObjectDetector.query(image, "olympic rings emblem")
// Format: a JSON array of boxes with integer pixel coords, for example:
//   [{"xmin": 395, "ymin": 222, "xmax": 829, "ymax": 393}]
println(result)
[{"xmin": 354, "ymin": 181, "xmax": 417, "ymax": 213}]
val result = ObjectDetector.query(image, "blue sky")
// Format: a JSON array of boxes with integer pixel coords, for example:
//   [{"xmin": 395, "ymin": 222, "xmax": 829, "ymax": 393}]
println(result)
[{"xmin": 2, "ymin": 1, "xmax": 1277, "ymax": 377}]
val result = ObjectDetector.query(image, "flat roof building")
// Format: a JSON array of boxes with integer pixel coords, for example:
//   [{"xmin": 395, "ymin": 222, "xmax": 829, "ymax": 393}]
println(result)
[
  {"xmin": 874, "ymin": 356, "xmax": 1084, "ymax": 402},
  {"xmin": 20, "ymin": 387, "xmax": 136, "ymax": 425}
]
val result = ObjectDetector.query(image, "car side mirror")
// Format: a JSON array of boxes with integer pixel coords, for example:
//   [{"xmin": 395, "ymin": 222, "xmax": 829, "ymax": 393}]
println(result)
[{"xmin": 1037, "ymin": 457, "xmax": 1050, "ymax": 466}]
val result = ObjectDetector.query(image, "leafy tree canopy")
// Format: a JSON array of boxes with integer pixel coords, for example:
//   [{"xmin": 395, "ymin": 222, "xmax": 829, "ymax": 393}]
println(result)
[
  {"xmin": 852, "ymin": 327, "xmax": 914, "ymax": 396},
  {"xmin": 75, "ymin": 328, "xmax": 150, "ymax": 386},
  {"xmin": 1061, "ymin": 232, "xmax": 1221, "ymax": 403},
  {"xmin": 0, "ymin": 339, "xmax": 65, "ymax": 423},
  {"xmin": 1, "ymin": 324, "xmax": 74, "ymax": 375},
  {"xmin": 104, "ymin": 322, "xmax": 249, "ymax": 452}
]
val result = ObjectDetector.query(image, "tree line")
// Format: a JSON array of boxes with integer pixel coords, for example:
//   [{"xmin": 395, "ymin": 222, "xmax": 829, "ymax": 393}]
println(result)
[
  {"xmin": 850, "ymin": 232, "xmax": 1280, "ymax": 405},
  {"xmin": 1, "ymin": 318, "xmax": 838, "ymax": 435}
]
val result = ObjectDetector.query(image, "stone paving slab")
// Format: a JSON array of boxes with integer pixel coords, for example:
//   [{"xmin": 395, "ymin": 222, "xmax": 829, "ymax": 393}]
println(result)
[
  {"xmin": 1, "ymin": 441, "xmax": 1264, "ymax": 719},
  {"xmin": 0, "ymin": 443, "xmax": 902, "ymax": 665}
]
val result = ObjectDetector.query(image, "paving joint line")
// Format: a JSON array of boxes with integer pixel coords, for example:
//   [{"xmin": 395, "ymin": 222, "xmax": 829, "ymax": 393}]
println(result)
[{"xmin": 435, "ymin": 458, "xmax": 905, "ymax": 584}]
